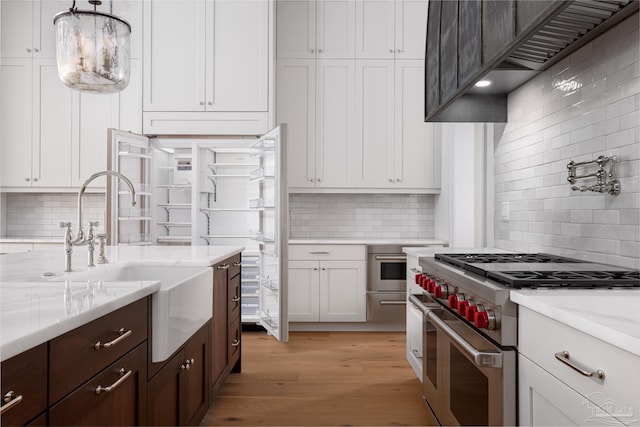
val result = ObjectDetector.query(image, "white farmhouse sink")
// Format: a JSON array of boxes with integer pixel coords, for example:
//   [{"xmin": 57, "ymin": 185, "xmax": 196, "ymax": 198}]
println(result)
[{"xmin": 71, "ymin": 265, "xmax": 213, "ymax": 362}]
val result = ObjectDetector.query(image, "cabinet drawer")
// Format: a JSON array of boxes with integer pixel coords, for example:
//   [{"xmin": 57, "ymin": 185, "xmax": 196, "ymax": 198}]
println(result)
[
  {"xmin": 228, "ymin": 253, "xmax": 242, "ymax": 279},
  {"xmin": 289, "ymin": 244, "xmax": 366, "ymax": 261},
  {"xmin": 519, "ymin": 307, "xmax": 639, "ymax": 415},
  {"xmin": 49, "ymin": 298, "xmax": 148, "ymax": 404},
  {"xmin": 0, "ymin": 343, "xmax": 47, "ymax": 427},
  {"xmin": 49, "ymin": 343, "xmax": 147, "ymax": 426}
]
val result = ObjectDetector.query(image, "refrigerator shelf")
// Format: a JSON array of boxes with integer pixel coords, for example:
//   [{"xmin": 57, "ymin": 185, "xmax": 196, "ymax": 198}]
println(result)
[
  {"xmin": 157, "ymin": 203, "xmax": 192, "ymax": 209},
  {"xmin": 118, "ymin": 216, "xmax": 152, "ymax": 221},
  {"xmin": 207, "ymin": 162, "xmax": 259, "ymax": 168},
  {"xmin": 251, "ymin": 233, "xmax": 275, "ymax": 243},
  {"xmin": 157, "ymin": 222, "xmax": 192, "ymax": 227},
  {"xmin": 200, "ymin": 234, "xmax": 253, "ymax": 239},
  {"xmin": 118, "ymin": 152, "xmax": 152, "ymax": 160},
  {"xmin": 157, "ymin": 184, "xmax": 192, "ymax": 189},
  {"xmin": 199, "ymin": 208, "xmax": 255, "ymax": 212},
  {"xmin": 259, "ymin": 277, "xmax": 279, "ymax": 292},
  {"xmin": 157, "ymin": 236, "xmax": 191, "ymax": 243},
  {"xmin": 259, "ymin": 313, "xmax": 279, "ymax": 329},
  {"xmin": 117, "ymin": 233, "xmax": 152, "ymax": 245},
  {"xmin": 118, "ymin": 207, "xmax": 152, "ymax": 217},
  {"xmin": 207, "ymin": 174, "xmax": 251, "ymax": 179}
]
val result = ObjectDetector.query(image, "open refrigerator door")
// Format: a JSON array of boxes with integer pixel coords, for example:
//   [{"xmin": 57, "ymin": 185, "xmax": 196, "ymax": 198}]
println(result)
[{"xmin": 251, "ymin": 125, "xmax": 288, "ymax": 342}]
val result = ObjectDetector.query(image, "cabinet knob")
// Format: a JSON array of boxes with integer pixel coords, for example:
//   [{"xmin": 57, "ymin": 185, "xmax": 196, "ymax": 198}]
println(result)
[
  {"xmin": 207, "ymin": 101, "xmax": 213, "ymax": 105},
  {"xmin": 199, "ymin": 101, "xmax": 204, "ymax": 106},
  {"xmin": 25, "ymin": 178, "xmax": 30, "ymax": 182},
  {"xmin": 310, "ymin": 49, "xmax": 315, "ymax": 53},
  {"xmin": 318, "ymin": 49, "xmax": 323, "ymax": 53},
  {"xmin": 25, "ymin": 48, "xmax": 31, "ymax": 52},
  {"xmin": 33, "ymin": 48, "xmax": 39, "ymax": 52},
  {"xmin": 389, "ymin": 49, "xmax": 394, "ymax": 53},
  {"xmin": 316, "ymin": 178, "xmax": 321, "ymax": 182},
  {"xmin": 389, "ymin": 179, "xmax": 394, "ymax": 182},
  {"xmin": 397, "ymin": 49, "xmax": 402, "ymax": 53}
]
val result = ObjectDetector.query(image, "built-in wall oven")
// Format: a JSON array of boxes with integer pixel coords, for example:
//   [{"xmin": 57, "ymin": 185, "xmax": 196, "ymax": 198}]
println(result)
[{"xmin": 366, "ymin": 245, "xmax": 407, "ymax": 322}]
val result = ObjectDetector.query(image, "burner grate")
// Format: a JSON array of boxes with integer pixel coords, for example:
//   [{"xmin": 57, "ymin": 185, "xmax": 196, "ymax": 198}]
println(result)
[{"xmin": 487, "ymin": 270, "xmax": 640, "ymax": 289}]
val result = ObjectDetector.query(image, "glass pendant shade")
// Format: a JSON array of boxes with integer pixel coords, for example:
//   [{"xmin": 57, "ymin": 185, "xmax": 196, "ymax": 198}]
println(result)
[{"xmin": 54, "ymin": 6, "xmax": 131, "ymax": 94}]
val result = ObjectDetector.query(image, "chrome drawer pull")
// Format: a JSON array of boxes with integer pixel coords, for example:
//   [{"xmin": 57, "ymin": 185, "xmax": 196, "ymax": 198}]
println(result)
[
  {"xmin": 375, "ymin": 255, "xmax": 407, "ymax": 261},
  {"xmin": 232, "ymin": 339, "xmax": 240, "ymax": 347},
  {"xmin": 95, "ymin": 368, "xmax": 132, "ymax": 394},
  {"xmin": 0, "ymin": 391, "xmax": 23, "ymax": 414},
  {"xmin": 231, "ymin": 296, "xmax": 240, "ymax": 302},
  {"xmin": 379, "ymin": 300, "xmax": 407, "ymax": 305},
  {"xmin": 411, "ymin": 349, "xmax": 423, "ymax": 359},
  {"xmin": 554, "ymin": 351, "xmax": 605, "ymax": 380},
  {"xmin": 309, "ymin": 251, "xmax": 330, "ymax": 255},
  {"xmin": 94, "ymin": 328, "xmax": 132, "ymax": 349},
  {"xmin": 233, "ymin": 261, "xmax": 242, "ymax": 267},
  {"xmin": 217, "ymin": 263, "xmax": 229, "ymax": 270}
]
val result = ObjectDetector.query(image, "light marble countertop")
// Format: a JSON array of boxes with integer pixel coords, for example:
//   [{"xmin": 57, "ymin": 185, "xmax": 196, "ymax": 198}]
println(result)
[
  {"xmin": 511, "ymin": 290, "xmax": 640, "ymax": 357},
  {"xmin": 0, "ymin": 245, "xmax": 244, "ymax": 361},
  {"xmin": 289, "ymin": 238, "xmax": 448, "ymax": 246},
  {"xmin": 402, "ymin": 246, "xmax": 512, "ymax": 257}
]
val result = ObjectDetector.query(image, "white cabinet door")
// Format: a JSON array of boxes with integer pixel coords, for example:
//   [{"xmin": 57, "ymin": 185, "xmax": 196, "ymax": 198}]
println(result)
[
  {"xmin": 519, "ymin": 355, "xmax": 626, "ymax": 427},
  {"xmin": 394, "ymin": 60, "xmax": 440, "ymax": 189},
  {"xmin": 277, "ymin": 59, "xmax": 316, "ymax": 189},
  {"xmin": 319, "ymin": 260, "xmax": 366, "ymax": 322},
  {"xmin": 276, "ymin": 0, "xmax": 316, "ymax": 59},
  {"xmin": 118, "ymin": 59, "xmax": 143, "ymax": 134},
  {"xmin": 355, "ymin": 0, "xmax": 395, "ymax": 59},
  {"xmin": 288, "ymin": 260, "xmax": 320, "ymax": 322},
  {"xmin": 316, "ymin": 60, "xmax": 358, "ymax": 187},
  {"xmin": 208, "ymin": 0, "xmax": 268, "ymax": 112},
  {"xmin": 356, "ymin": 60, "xmax": 395, "ymax": 188},
  {"xmin": 316, "ymin": 0, "xmax": 355, "ymax": 58},
  {"xmin": 33, "ymin": 59, "xmax": 74, "ymax": 188},
  {"xmin": 0, "ymin": 0, "xmax": 57, "ymax": 59},
  {"xmin": 0, "ymin": 59, "xmax": 33, "ymax": 187},
  {"xmin": 143, "ymin": 0, "xmax": 206, "ymax": 112},
  {"xmin": 407, "ymin": 300, "xmax": 423, "ymax": 380},
  {"xmin": 394, "ymin": 0, "xmax": 427, "ymax": 60}
]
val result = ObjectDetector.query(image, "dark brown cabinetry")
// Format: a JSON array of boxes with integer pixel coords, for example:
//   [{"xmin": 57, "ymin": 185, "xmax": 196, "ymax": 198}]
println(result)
[
  {"xmin": 0, "ymin": 344, "xmax": 48, "ymax": 427},
  {"xmin": 147, "ymin": 322, "xmax": 210, "ymax": 426},
  {"xmin": 49, "ymin": 343, "xmax": 148, "ymax": 426},
  {"xmin": 211, "ymin": 254, "xmax": 242, "ymax": 396}
]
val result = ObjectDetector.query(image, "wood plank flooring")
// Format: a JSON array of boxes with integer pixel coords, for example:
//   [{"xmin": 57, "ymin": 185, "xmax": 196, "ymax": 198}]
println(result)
[{"xmin": 201, "ymin": 331, "xmax": 433, "ymax": 426}]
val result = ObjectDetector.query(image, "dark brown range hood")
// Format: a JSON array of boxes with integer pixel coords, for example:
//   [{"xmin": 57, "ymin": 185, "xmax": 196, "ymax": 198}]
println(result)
[{"xmin": 425, "ymin": 0, "xmax": 639, "ymax": 123}]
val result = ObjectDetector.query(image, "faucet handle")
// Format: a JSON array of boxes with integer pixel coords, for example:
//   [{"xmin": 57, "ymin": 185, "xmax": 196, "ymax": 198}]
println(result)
[
  {"xmin": 96, "ymin": 234, "xmax": 109, "ymax": 264},
  {"xmin": 59, "ymin": 222, "xmax": 72, "ymax": 229},
  {"xmin": 89, "ymin": 221, "xmax": 100, "ymax": 229}
]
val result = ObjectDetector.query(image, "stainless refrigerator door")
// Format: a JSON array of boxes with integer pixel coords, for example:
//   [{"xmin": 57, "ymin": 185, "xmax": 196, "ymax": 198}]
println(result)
[{"xmin": 254, "ymin": 124, "xmax": 289, "ymax": 342}]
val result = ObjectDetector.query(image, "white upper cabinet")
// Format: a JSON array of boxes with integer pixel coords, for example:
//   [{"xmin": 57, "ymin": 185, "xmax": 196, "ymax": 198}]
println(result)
[
  {"xmin": 394, "ymin": 0, "xmax": 427, "ymax": 59},
  {"xmin": 277, "ymin": 60, "xmax": 316, "ymax": 189},
  {"xmin": 355, "ymin": 0, "xmax": 427, "ymax": 59},
  {"xmin": 355, "ymin": 0, "xmax": 395, "ymax": 59},
  {"xmin": 143, "ymin": 0, "xmax": 272, "ymax": 135},
  {"xmin": 276, "ymin": 0, "xmax": 316, "ymax": 59},
  {"xmin": 394, "ymin": 60, "xmax": 440, "ymax": 189},
  {"xmin": 277, "ymin": 0, "xmax": 355, "ymax": 59},
  {"xmin": 143, "ymin": 1, "xmax": 206, "ymax": 112},
  {"xmin": 0, "ymin": 0, "xmax": 58, "ymax": 59}
]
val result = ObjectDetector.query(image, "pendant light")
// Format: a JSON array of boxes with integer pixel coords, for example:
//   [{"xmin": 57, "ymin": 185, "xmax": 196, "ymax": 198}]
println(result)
[{"xmin": 53, "ymin": 0, "xmax": 131, "ymax": 94}]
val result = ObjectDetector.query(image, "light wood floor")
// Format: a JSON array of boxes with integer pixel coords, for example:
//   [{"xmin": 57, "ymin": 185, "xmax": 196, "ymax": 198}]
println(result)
[{"xmin": 201, "ymin": 330, "xmax": 432, "ymax": 426}]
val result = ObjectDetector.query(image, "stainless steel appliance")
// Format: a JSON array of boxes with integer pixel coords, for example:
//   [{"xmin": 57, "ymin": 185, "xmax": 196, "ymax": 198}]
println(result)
[
  {"xmin": 410, "ymin": 252, "xmax": 639, "ymax": 426},
  {"xmin": 367, "ymin": 245, "xmax": 407, "ymax": 323}
]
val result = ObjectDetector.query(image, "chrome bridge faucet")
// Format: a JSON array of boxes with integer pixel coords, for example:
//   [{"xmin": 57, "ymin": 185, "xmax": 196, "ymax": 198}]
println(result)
[{"xmin": 60, "ymin": 170, "xmax": 136, "ymax": 272}]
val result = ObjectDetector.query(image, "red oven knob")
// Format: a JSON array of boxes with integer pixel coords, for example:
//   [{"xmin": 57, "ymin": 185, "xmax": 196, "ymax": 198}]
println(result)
[
  {"xmin": 448, "ymin": 294, "xmax": 458, "ymax": 309},
  {"xmin": 427, "ymin": 278, "xmax": 436, "ymax": 294},
  {"xmin": 458, "ymin": 300, "xmax": 470, "ymax": 317},
  {"xmin": 466, "ymin": 305, "xmax": 478, "ymax": 322},
  {"xmin": 420, "ymin": 275, "xmax": 428, "ymax": 289},
  {"xmin": 474, "ymin": 309, "xmax": 496, "ymax": 330},
  {"xmin": 415, "ymin": 273, "xmax": 422, "ymax": 285},
  {"xmin": 434, "ymin": 284, "xmax": 443, "ymax": 298}
]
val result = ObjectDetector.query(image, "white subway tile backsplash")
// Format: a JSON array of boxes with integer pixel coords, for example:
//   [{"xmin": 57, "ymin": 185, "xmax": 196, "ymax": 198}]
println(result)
[
  {"xmin": 289, "ymin": 193, "xmax": 435, "ymax": 239},
  {"xmin": 4, "ymin": 193, "xmax": 106, "ymax": 238},
  {"xmin": 495, "ymin": 17, "xmax": 639, "ymax": 267}
]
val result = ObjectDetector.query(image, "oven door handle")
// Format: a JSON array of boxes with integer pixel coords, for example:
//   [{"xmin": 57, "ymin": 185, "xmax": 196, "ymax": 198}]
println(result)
[
  {"xmin": 426, "ymin": 310, "xmax": 503, "ymax": 369},
  {"xmin": 374, "ymin": 255, "xmax": 407, "ymax": 261}
]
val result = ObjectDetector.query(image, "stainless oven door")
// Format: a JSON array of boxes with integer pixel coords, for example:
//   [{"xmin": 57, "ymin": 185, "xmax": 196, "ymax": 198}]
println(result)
[{"xmin": 427, "ymin": 309, "xmax": 516, "ymax": 426}]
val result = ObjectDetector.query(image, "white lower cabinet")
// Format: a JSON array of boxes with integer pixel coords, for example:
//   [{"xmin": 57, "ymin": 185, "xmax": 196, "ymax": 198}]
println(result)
[
  {"xmin": 288, "ymin": 245, "xmax": 366, "ymax": 322},
  {"xmin": 518, "ymin": 306, "xmax": 639, "ymax": 427}
]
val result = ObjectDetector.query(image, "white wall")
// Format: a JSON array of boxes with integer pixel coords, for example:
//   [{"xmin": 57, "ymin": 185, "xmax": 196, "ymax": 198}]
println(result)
[
  {"xmin": 434, "ymin": 123, "xmax": 486, "ymax": 247},
  {"xmin": 494, "ymin": 14, "xmax": 639, "ymax": 269}
]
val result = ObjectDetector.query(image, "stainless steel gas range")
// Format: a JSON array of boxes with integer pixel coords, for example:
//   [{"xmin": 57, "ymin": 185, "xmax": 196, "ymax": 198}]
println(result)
[{"xmin": 409, "ymin": 252, "xmax": 639, "ymax": 426}]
